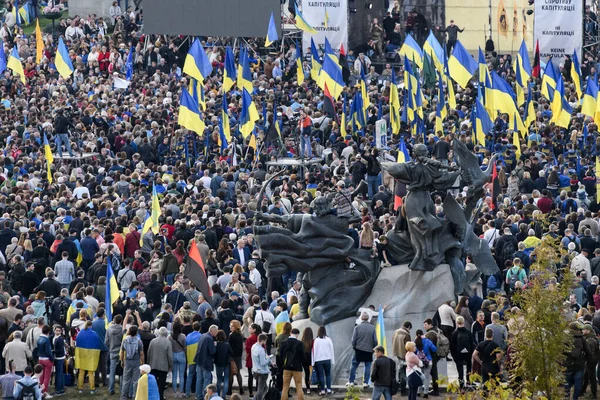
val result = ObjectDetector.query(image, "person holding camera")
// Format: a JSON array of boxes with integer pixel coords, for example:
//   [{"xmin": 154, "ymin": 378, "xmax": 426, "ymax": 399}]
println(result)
[{"xmin": 52, "ymin": 109, "xmax": 76, "ymax": 158}]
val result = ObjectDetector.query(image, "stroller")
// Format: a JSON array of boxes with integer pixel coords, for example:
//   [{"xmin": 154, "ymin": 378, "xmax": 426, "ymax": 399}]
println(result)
[{"xmin": 265, "ymin": 364, "xmax": 282, "ymax": 400}]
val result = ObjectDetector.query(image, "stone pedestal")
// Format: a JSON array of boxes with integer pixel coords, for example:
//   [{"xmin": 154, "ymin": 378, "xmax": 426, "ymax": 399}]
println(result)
[
  {"xmin": 69, "ymin": 0, "xmax": 115, "ymax": 21},
  {"xmin": 292, "ymin": 263, "xmax": 455, "ymax": 384}
]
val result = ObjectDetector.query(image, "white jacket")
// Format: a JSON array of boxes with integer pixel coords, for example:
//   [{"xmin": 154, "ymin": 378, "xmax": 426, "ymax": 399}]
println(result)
[{"xmin": 312, "ymin": 336, "xmax": 335, "ymax": 365}]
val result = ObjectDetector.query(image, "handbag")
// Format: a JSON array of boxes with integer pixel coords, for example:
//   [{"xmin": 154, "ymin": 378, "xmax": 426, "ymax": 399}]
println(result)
[{"xmin": 230, "ymin": 359, "xmax": 239, "ymax": 375}]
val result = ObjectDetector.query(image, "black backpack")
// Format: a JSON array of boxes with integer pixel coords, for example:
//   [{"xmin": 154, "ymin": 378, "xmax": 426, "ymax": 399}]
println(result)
[
  {"xmin": 283, "ymin": 341, "xmax": 300, "ymax": 370},
  {"xmin": 501, "ymin": 238, "xmax": 516, "ymax": 262},
  {"xmin": 17, "ymin": 381, "xmax": 38, "ymax": 400}
]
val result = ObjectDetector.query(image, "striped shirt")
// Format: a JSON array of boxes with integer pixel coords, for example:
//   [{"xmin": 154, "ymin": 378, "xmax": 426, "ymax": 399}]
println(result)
[{"xmin": 54, "ymin": 259, "xmax": 75, "ymax": 285}]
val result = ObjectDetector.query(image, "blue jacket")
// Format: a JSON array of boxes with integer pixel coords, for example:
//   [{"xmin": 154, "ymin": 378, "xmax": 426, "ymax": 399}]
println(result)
[
  {"xmin": 194, "ymin": 332, "xmax": 216, "ymax": 370},
  {"xmin": 421, "ymin": 338, "xmax": 437, "ymax": 361},
  {"xmin": 92, "ymin": 318, "xmax": 109, "ymax": 351},
  {"xmin": 13, "ymin": 376, "xmax": 42, "ymax": 400},
  {"xmin": 37, "ymin": 335, "xmax": 54, "ymax": 361},
  {"xmin": 80, "ymin": 237, "xmax": 100, "ymax": 261}
]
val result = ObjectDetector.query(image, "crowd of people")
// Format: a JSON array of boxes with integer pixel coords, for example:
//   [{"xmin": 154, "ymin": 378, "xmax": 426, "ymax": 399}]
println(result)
[{"xmin": 0, "ymin": 0, "xmax": 595, "ymax": 400}]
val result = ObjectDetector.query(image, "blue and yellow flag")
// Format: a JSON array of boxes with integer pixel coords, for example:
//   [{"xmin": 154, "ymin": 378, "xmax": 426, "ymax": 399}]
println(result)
[
  {"xmin": 272, "ymin": 98, "xmax": 282, "ymax": 138},
  {"xmin": 294, "ymin": 5, "xmax": 317, "ymax": 33},
  {"xmin": 351, "ymin": 90, "xmax": 366, "ymax": 130},
  {"xmin": 423, "ymin": 30, "xmax": 444, "ymax": 73},
  {"xmin": 512, "ymin": 114, "xmax": 521, "ymax": 159},
  {"xmin": 223, "ymin": 46, "xmax": 237, "ymax": 93},
  {"xmin": 582, "ymin": 76, "xmax": 598, "ymax": 119},
  {"xmin": 56, "ymin": 37, "xmax": 74, "ymax": 79},
  {"xmin": 442, "ymin": 44, "xmax": 456, "ymax": 110},
  {"xmin": 571, "ymin": 50, "xmax": 582, "ymax": 99},
  {"xmin": 179, "ymin": 88, "xmax": 206, "ymax": 136},
  {"xmin": 135, "ymin": 372, "xmax": 160, "ymax": 400},
  {"xmin": 188, "ymin": 78, "xmax": 205, "ymax": 111},
  {"xmin": 74, "ymin": 328, "xmax": 102, "ymax": 371},
  {"xmin": 448, "ymin": 40, "xmax": 477, "ymax": 89},
  {"xmin": 317, "ymin": 50, "xmax": 344, "ymax": 100},
  {"xmin": 523, "ymin": 84, "xmax": 536, "ymax": 129},
  {"xmin": 514, "ymin": 58, "xmax": 525, "ymax": 106},
  {"xmin": 295, "ymin": 40, "xmax": 304, "ymax": 85},
  {"xmin": 183, "ymin": 38, "xmax": 212, "ymax": 84},
  {"xmin": 548, "ymin": 79, "xmax": 572, "ymax": 129},
  {"xmin": 541, "ymin": 59, "xmax": 558, "ymax": 100},
  {"xmin": 310, "ymin": 38, "xmax": 321, "ymax": 81},
  {"xmin": 240, "ymin": 88, "xmax": 259, "ymax": 138},
  {"xmin": 106, "ymin": 257, "xmax": 119, "ymax": 322},
  {"xmin": 389, "ymin": 69, "xmax": 401, "ymax": 135},
  {"xmin": 43, "ymin": 133, "xmax": 53, "ymax": 183},
  {"xmin": 375, "ymin": 305, "xmax": 386, "ymax": 354},
  {"xmin": 7, "ymin": 47, "xmax": 24, "ymax": 84},
  {"xmin": 474, "ymin": 85, "xmax": 493, "ymax": 146},
  {"xmin": 514, "ymin": 39, "xmax": 531, "ymax": 84},
  {"xmin": 140, "ymin": 185, "xmax": 161, "ymax": 246},
  {"xmin": 186, "ymin": 331, "xmax": 201, "ymax": 365},
  {"xmin": 275, "ymin": 310, "xmax": 290, "ymax": 335},
  {"xmin": 265, "ymin": 12, "xmax": 278, "ymax": 47},
  {"xmin": 399, "ymin": 34, "xmax": 423, "ymax": 69},
  {"xmin": 0, "ymin": 41, "xmax": 6, "ymax": 75},
  {"xmin": 237, "ymin": 47, "xmax": 253, "ymax": 94},
  {"xmin": 221, "ymin": 94, "xmax": 231, "ymax": 143},
  {"xmin": 435, "ymin": 72, "xmax": 446, "ymax": 135},
  {"xmin": 397, "ymin": 140, "xmax": 410, "ymax": 163}
]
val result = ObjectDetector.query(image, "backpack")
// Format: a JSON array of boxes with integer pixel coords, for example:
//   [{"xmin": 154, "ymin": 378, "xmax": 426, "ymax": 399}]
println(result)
[
  {"xmin": 123, "ymin": 336, "xmax": 140, "ymax": 360},
  {"xmin": 487, "ymin": 274, "xmax": 499, "ymax": 290},
  {"xmin": 416, "ymin": 349, "xmax": 430, "ymax": 367},
  {"xmin": 508, "ymin": 266, "xmax": 523, "ymax": 289},
  {"xmin": 501, "ymin": 238, "xmax": 516, "ymax": 262},
  {"xmin": 16, "ymin": 381, "xmax": 37, "ymax": 400},
  {"xmin": 563, "ymin": 198, "xmax": 578, "ymax": 214},
  {"xmin": 566, "ymin": 235, "xmax": 581, "ymax": 252},
  {"xmin": 435, "ymin": 330, "xmax": 451, "ymax": 358},
  {"xmin": 283, "ymin": 341, "xmax": 300, "ymax": 370}
]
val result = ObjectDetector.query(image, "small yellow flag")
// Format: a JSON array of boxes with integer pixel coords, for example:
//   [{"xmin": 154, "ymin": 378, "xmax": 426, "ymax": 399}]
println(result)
[{"xmin": 35, "ymin": 19, "xmax": 43, "ymax": 64}]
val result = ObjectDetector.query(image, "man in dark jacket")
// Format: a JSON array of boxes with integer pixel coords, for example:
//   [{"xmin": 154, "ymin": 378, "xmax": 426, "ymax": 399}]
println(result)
[
  {"xmin": 582, "ymin": 324, "xmax": 599, "ymax": 398},
  {"xmin": 564, "ymin": 323, "xmax": 590, "ymax": 400},
  {"xmin": 21, "ymin": 262, "xmax": 40, "ymax": 299},
  {"xmin": 279, "ymin": 328, "xmax": 305, "ymax": 400},
  {"xmin": 143, "ymin": 274, "xmax": 164, "ymax": 313},
  {"xmin": 348, "ymin": 312, "xmax": 378, "ymax": 387},
  {"xmin": 194, "ymin": 325, "xmax": 217, "ymax": 398},
  {"xmin": 495, "ymin": 228, "xmax": 518, "ymax": 268},
  {"xmin": 0, "ymin": 221, "xmax": 17, "ymax": 254},
  {"xmin": 371, "ymin": 345, "xmax": 395, "ymax": 400},
  {"xmin": 450, "ymin": 316, "xmax": 474, "ymax": 389},
  {"xmin": 34, "ymin": 271, "xmax": 62, "ymax": 297}
]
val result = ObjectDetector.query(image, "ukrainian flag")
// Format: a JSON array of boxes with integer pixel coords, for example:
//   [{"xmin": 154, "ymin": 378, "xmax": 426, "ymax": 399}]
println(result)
[
  {"xmin": 294, "ymin": 5, "xmax": 317, "ymax": 33},
  {"xmin": 548, "ymin": 79, "xmax": 572, "ymax": 129},
  {"xmin": 140, "ymin": 185, "xmax": 161, "ymax": 245},
  {"xmin": 43, "ymin": 133, "xmax": 53, "ymax": 183},
  {"xmin": 442, "ymin": 45, "xmax": 456, "ymax": 110},
  {"xmin": 514, "ymin": 58, "xmax": 525, "ymax": 106},
  {"xmin": 317, "ymin": 51, "xmax": 344, "ymax": 100},
  {"xmin": 360, "ymin": 65, "xmax": 370, "ymax": 111},
  {"xmin": 478, "ymin": 47, "xmax": 488, "ymax": 84},
  {"xmin": 541, "ymin": 59, "xmax": 558, "ymax": 100},
  {"xmin": 397, "ymin": 140, "xmax": 410, "ymax": 163},
  {"xmin": 423, "ymin": 30, "xmax": 444, "ymax": 73},
  {"xmin": 351, "ymin": 90, "xmax": 366, "ymax": 129},
  {"xmin": 0, "ymin": 42, "xmax": 6, "ymax": 74},
  {"xmin": 221, "ymin": 95, "xmax": 231, "ymax": 143},
  {"xmin": 523, "ymin": 85, "xmax": 536, "ymax": 129},
  {"xmin": 490, "ymin": 70, "xmax": 517, "ymax": 114},
  {"xmin": 74, "ymin": 327, "xmax": 102, "ymax": 371},
  {"xmin": 188, "ymin": 78, "xmax": 205, "ymax": 111},
  {"xmin": 295, "ymin": 40, "xmax": 304, "ymax": 85},
  {"xmin": 571, "ymin": 50, "xmax": 582, "ymax": 99},
  {"xmin": 55, "ymin": 37, "xmax": 74, "ymax": 79},
  {"xmin": 399, "ymin": 34, "xmax": 423, "ymax": 69},
  {"xmin": 324, "ymin": 38, "xmax": 337, "ymax": 62},
  {"xmin": 7, "ymin": 47, "xmax": 24, "ymax": 84},
  {"xmin": 105, "ymin": 257, "xmax": 119, "ymax": 322},
  {"xmin": 341, "ymin": 93, "xmax": 348, "ymax": 137},
  {"xmin": 596, "ymin": 156, "xmax": 600, "ymax": 203},
  {"xmin": 310, "ymin": 38, "xmax": 321, "ymax": 81},
  {"xmin": 389, "ymin": 69, "xmax": 401, "ymax": 135},
  {"xmin": 512, "ymin": 114, "xmax": 521, "ymax": 159},
  {"xmin": 135, "ymin": 372, "xmax": 160, "ymax": 400},
  {"xmin": 239, "ymin": 88, "xmax": 259, "ymax": 138},
  {"xmin": 265, "ymin": 12, "xmax": 278, "ymax": 47},
  {"xmin": 275, "ymin": 310, "xmax": 290, "ymax": 335},
  {"xmin": 178, "ymin": 88, "xmax": 206, "ymax": 136},
  {"xmin": 67, "ymin": 299, "xmax": 89, "ymax": 324},
  {"xmin": 435, "ymin": 73, "xmax": 446, "ymax": 135},
  {"xmin": 448, "ymin": 40, "xmax": 477, "ymax": 89},
  {"xmin": 272, "ymin": 98, "xmax": 282, "ymax": 139},
  {"xmin": 237, "ymin": 47, "xmax": 253, "ymax": 94},
  {"xmin": 375, "ymin": 305, "xmax": 386, "ymax": 354},
  {"xmin": 183, "ymin": 39, "xmax": 212, "ymax": 84},
  {"xmin": 514, "ymin": 40, "xmax": 531, "ymax": 84},
  {"xmin": 223, "ymin": 46, "xmax": 237, "ymax": 93},
  {"xmin": 474, "ymin": 85, "xmax": 493, "ymax": 146},
  {"xmin": 582, "ymin": 76, "xmax": 598, "ymax": 119},
  {"xmin": 186, "ymin": 331, "xmax": 201, "ymax": 366}
]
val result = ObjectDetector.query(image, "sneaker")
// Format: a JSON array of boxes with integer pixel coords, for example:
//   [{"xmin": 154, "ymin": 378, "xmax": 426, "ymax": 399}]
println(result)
[
  {"xmin": 90, "ymin": 391, "xmax": 96, "ymax": 395},
  {"xmin": 363, "ymin": 383, "xmax": 370, "ymax": 389},
  {"xmin": 345, "ymin": 382, "xmax": 354, "ymax": 387},
  {"xmin": 109, "ymin": 391, "xmax": 115, "ymax": 396},
  {"xmin": 319, "ymin": 391, "xmax": 326, "ymax": 396},
  {"xmin": 326, "ymin": 389, "xmax": 334, "ymax": 395},
  {"xmin": 78, "ymin": 391, "xmax": 83, "ymax": 394},
  {"xmin": 348, "ymin": 262, "xmax": 356, "ymax": 269},
  {"xmin": 306, "ymin": 389, "xmax": 311, "ymax": 395},
  {"xmin": 45, "ymin": 394, "xmax": 54, "ymax": 399}
]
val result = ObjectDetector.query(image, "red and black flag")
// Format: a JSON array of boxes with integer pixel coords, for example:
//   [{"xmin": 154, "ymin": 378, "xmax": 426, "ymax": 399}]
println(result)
[
  {"xmin": 185, "ymin": 241, "xmax": 212, "ymax": 302},
  {"xmin": 490, "ymin": 161, "xmax": 500, "ymax": 210},
  {"xmin": 532, "ymin": 39, "xmax": 541, "ymax": 79},
  {"xmin": 339, "ymin": 44, "xmax": 351, "ymax": 83},
  {"xmin": 393, "ymin": 180, "xmax": 407, "ymax": 211},
  {"xmin": 323, "ymin": 82, "xmax": 337, "ymax": 121}
]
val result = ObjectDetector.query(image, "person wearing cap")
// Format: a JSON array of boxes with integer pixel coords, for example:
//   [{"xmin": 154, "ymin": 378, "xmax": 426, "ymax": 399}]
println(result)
[{"xmin": 134, "ymin": 364, "xmax": 160, "ymax": 400}]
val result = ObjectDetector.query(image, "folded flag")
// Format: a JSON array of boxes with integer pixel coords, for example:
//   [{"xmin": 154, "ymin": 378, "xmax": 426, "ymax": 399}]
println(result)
[{"xmin": 75, "ymin": 327, "xmax": 102, "ymax": 371}]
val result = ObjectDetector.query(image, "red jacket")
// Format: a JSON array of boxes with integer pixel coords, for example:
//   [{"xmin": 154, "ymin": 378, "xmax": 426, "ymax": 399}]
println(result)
[
  {"xmin": 124, "ymin": 231, "xmax": 141, "ymax": 259},
  {"xmin": 245, "ymin": 334, "xmax": 258, "ymax": 368}
]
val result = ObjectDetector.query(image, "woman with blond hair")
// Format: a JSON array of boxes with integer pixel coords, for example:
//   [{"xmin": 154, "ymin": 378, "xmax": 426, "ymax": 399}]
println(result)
[
  {"xmin": 405, "ymin": 341, "xmax": 423, "ymax": 400},
  {"xmin": 228, "ymin": 320, "xmax": 245, "ymax": 395}
]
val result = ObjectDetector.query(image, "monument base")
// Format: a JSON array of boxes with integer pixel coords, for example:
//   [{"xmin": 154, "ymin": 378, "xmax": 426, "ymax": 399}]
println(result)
[
  {"xmin": 69, "ymin": 0, "xmax": 115, "ymax": 22},
  {"xmin": 292, "ymin": 263, "xmax": 455, "ymax": 384}
]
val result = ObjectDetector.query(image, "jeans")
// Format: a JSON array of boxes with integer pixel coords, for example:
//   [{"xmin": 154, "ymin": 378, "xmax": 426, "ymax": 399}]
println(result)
[
  {"xmin": 56, "ymin": 133, "xmax": 74, "ymax": 157},
  {"xmin": 300, "ymin": 135, "xmax": 312, "ymax": 158},
  {"xmin": 185, "ymin": 364, "xmax": 196, "ymax": 396},
  {"xmin": 215, "ymin": 365, "xmax": 230, "ymax": 398},
  {"xmin": 54, "ymin": 358, "xmax": 65, "ymax": 393},
  {"xmin": 39, "ymin": 359, "xmax": 53, "ymax": 393},
  {"xmin": 109, "ymin": 354, "xmax": 120, "ymax": 394},
  {"xmin": 165, "ymin": 273, "xmax": 175, "ymax": 286},
  {"xmin": 372, "ymin": 385, "xmax": 391, "ymax": 400},
  {"xmin": 566, "ymin": 369, "xmax": 585, "ymax": 400},
  {"xmin": 348, "ymin": 354, "xmax": 372, "ymax": 385},
  {"xmin": 420, "ymin": 364, "xmax": 432, "ymax": 393},
  {"xmin": 172, "ymin": 352, "xmax": 186, "ymax": 393},
  {"xmin": 408, "ymin": 372, "xmax": 422, "ymax": 400},
  {"xmin": 366, "ymin": 174, "xmax": 380, "ymax": 199},
  {"xmin": 195, "ymin": 366, "xmax": 212, "ymax": 400},
  {"xmin": 255, "ymin": 373, "xmax": 268, "ymax": 400},
  {"xmin": 282, "ymin": 370, "xmax": 304, "ymax": 400},
  {"xmin": 314, "ymin": 360, "xmax": 332, "ymax": 390}
]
